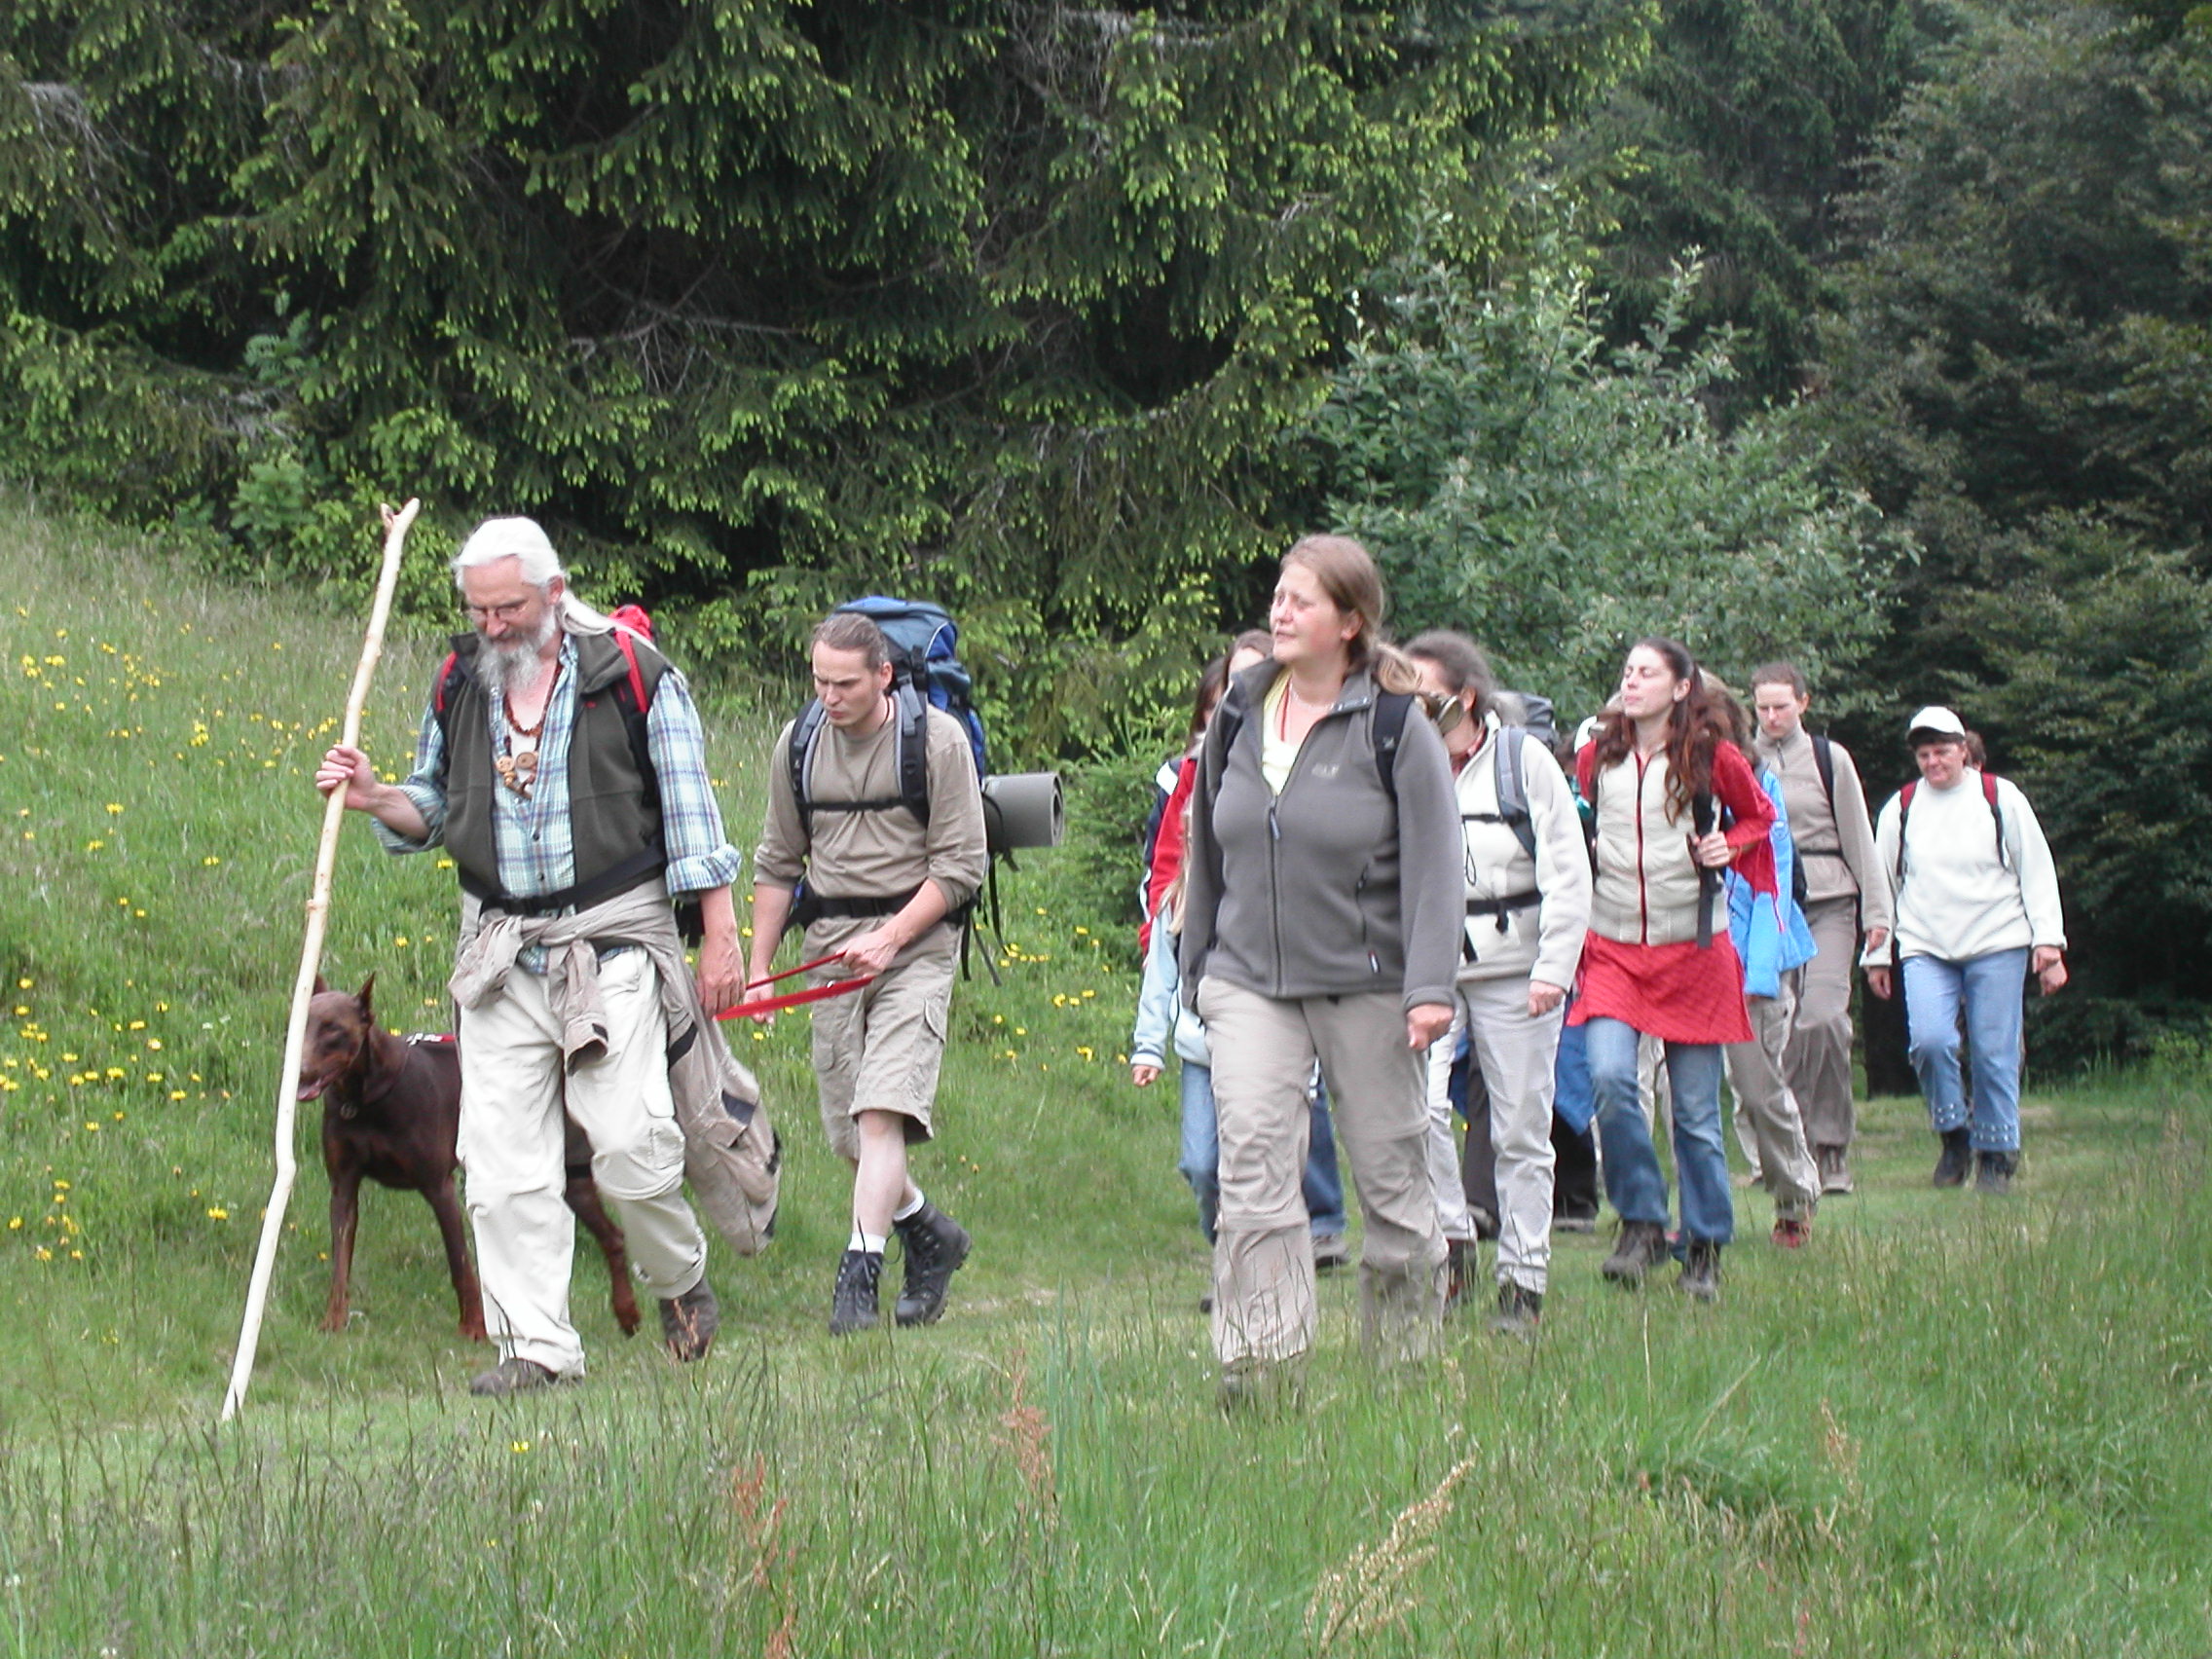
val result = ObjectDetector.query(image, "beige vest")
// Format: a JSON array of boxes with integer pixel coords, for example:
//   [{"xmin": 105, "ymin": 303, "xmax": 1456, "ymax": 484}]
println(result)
[{"xmin": 1588, "ymin": 750, "xmax": 1707, "ymax": 946}]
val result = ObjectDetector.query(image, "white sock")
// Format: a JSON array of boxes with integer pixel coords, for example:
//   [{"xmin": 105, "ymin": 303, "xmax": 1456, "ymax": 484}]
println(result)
[
  {"xmin": 893, "ymin": 1191, "xmax": 925, "ymax": 1224},
  {"xmin": 849, "ymin": 1230, "xmax": 887, "ymax": 1256}
]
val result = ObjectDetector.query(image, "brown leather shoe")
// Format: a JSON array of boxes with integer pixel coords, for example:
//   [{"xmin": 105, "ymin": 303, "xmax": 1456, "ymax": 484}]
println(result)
[{"xmin": 658, "ymin": 1275, "xmax": 719, "ymax": 1362}]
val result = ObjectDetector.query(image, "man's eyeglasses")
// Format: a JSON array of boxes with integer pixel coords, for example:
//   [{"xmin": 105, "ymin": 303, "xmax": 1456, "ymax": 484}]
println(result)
[
  {"xmin": 1416, "ymin": 689, "xmax": 1467, "ymax": 738},
  {"xmin": 463, "ymin": 598, "xmax": 535, "ymax": 626}
]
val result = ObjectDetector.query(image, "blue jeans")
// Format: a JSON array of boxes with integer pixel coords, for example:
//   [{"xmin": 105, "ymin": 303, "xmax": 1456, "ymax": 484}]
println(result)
[
  {"xmin": 1178, "ymin": 1061, "xmax": 1346, "ymax": 1242},
  {"xmin": 1902, "ymin": 948, "xmax": 2028, "ymax": 1152},
  {"xmin": 1584, "ymin": 1016, "xmax": 1734, "ymax": 1245}
]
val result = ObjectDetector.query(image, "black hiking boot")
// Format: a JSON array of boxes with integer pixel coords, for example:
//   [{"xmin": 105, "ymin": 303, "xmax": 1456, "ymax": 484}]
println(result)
[
  {"xmin": 1932, "ymin": 1127, "xmax": 1972, "ymax": 1188},
  {"xmin": 1679, "ymin": 1239, "xmax": 1722, "ymax": 1304},
  {"xmin": 657, "ymin": 1275, "xmax": 719, "ymax": 1363},
  {"xmin": 829, "ymin": 1248, "xmax": 883, "ymax": 1336},
  {"xmin": 1601, "ymin": 1220, "xmax": 1670, "ymax": 1288},
  {"xmin": 892, "ymin": 1201, "xmax": 972, "ymax": 1327},
  {"xmin": 1974, "ymin": 1149, "xmax": 2017, "ymax": 1195},
  {"xmin": 1490, "ymin": 1281, "xmax": 1543, "ymax": 1339},
  {"xmin": 1444, "ymin": 1238, "xmax": 1475, "ymax": 1315}
]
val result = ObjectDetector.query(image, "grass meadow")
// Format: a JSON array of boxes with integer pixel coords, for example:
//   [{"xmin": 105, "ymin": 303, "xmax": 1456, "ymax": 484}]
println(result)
[{"xmin": 2, "ymin": 503, "xmax": 2210, "ymax": 1657}]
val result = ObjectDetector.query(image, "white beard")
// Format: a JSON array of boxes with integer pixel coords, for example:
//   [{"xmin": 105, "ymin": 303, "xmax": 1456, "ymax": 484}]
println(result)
[{"xmin": 476, "ymin": 606, "xmax": 561, "ymax": 700}]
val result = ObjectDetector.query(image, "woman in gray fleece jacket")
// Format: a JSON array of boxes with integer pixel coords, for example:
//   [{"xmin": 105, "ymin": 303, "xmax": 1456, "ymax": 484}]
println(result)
[{"xmin": 1178, "ymin": 535, "xmax": 1463, "ymax": 1406}]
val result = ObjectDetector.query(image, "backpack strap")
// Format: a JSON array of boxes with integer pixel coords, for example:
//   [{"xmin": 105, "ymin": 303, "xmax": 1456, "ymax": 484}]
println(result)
[
  {"xmin": 1811, "ymin": 732, "xmax": 1836, "ymax": 811},
  {"xmin": 1895, "ymin": 778, "xmax": 1918, "ymax": 887},
  {"xmin": 1492, "ymin": 725, "xmax": 1537, "ymax": 863},
  {"xmin": 1372, "ymin": 690, "xmax": 1413, "ymax": 796},
  {"xmin": 1691, "ymin": 787, "xmax": 1720, "ymax": 949},
  {"xmin": 789, "ymin": 685, "xmax": 933, "ymax": 838}
]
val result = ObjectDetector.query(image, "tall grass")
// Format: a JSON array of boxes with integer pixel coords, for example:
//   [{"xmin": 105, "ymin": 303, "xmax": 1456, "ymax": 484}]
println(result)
[{"xmin": 3, "ymin": 505, "xmax": 2210, "ymax": 1655}]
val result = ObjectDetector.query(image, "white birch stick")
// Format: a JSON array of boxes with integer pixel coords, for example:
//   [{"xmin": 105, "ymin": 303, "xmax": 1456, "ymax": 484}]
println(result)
[{"xmin": 219, "ymin": 498, "xmax": 420, "ymax": 1423}]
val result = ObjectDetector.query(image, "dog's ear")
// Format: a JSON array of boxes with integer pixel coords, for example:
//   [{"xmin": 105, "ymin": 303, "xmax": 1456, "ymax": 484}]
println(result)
[
  {"xmin": 313, "ymin": 973, "xmax": 329, "ymax": 996},
  {"xmin": 356, "ymin": 973, "xmax": 377, "ymax": 1019}
]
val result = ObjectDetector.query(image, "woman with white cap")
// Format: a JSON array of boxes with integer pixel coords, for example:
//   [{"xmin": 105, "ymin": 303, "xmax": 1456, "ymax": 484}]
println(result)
[{"xmin": 1863, "ymin": 707, "xmax": 2067, "ymax": 1192}]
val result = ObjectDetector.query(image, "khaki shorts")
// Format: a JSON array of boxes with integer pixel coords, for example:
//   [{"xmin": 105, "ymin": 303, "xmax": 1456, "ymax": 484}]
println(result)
[{"xmin": 808, "ymin": 920, "xmax": 958, "ymax": 1159}]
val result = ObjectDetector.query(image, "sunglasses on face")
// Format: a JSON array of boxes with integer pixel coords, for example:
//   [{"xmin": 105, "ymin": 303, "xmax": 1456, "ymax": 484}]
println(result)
[{"xmin": 1416, "ymin": 690, "xmax": 1468, "ymax": 737}]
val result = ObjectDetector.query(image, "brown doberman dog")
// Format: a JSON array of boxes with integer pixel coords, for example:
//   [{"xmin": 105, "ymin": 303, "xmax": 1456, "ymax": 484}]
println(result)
[{"xmin": 300, "ymin": 975, "xmax": 642, "ymax": 1342}]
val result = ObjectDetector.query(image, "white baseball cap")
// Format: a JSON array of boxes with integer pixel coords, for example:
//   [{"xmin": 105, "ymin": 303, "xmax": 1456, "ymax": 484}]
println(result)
[{"xmin": 1905, "ymin": 705, "xmax": 1967, "ymax": 742}]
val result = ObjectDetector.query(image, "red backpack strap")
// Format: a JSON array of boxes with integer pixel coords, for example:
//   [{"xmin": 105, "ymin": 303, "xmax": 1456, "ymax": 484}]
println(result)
[
  {"xmin": 610, "ymin": 625, "xmax": 649, "ymax": 715},
  {"xmin": 432, "ymin": 650, "xmax": 461, "ymax": 716},
  {"xmin": 1981, "ymin": 771, "xmax": 2008, "ymax": 866}
]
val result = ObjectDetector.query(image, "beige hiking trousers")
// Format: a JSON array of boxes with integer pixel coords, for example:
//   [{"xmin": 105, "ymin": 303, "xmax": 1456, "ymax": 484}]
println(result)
[
  {"xmin": 1784, "ymin": 896, "xmax": 1861, "ymax": 1150},
  {"xmin": 1197, "ymin": 978, "xmax": 1446, "ymax": 1370},
  {"xmin": 458, "ymin": 948, "xmax": 707, "ymax": 1377},
  {"xmin": 1722, "ymin": 977, "xmax": 1820, "ymax": 1219}
]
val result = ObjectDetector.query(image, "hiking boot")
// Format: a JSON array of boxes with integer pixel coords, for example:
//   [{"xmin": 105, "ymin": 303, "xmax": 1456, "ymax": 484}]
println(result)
[
  {"xmin": 1817, "ymin": 1144, "xmax": 1855, "ymax": 1196},
  {"xmin": 1444, "ymin": 1238, "xmax": 1475, "ymax": 1315},
  {"xmin": 1601, "ymin": 1220, "xmax": 1670, "ymax": 1288},
  {"xmin": 1932, "ymin": 1127, "xmax": 1972, "ymax": 1188},
  {"xmin": 1974, "ymin": 1149, "xmax": 2017, "ymax": 1196},
  {"xmin": 1217, "ymin": 1356, "xmax": 1305, "ymax": 1415},
  {"xmin": 892, "ymin": 1201, "xmax": 972, "ymax": 1327},
  {"xmin": 1312, "ymin": 1233, "xmax": 1350, "ymax": 1272},
  {"xmin": 657, "ymin": 1275, "xmax": 719, "ymax": 1362},
  {"xmin": 1490, "ymin": 1281, "xmax": 1543, "ymax": 1339},
  {"xmin": 1771, "ymin": 1215, "xmax": 1812, "ymax": 1249},
  {"xmin": 466, "ymin": 1357, "xmax": 573, "ymax": 1398},
  {"xmin": 829, "ymin": 1248, "xmax": 883, "ymax": 1336},
  {"xmin": 1679, "ymin": 1240, "xmax": 1722, "ymax": 1304}
]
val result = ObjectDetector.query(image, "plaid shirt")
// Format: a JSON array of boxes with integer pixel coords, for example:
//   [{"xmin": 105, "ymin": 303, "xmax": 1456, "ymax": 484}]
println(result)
[{"xmin": 379, "ymin": 633, "xmax": 741, "ymax": 901}]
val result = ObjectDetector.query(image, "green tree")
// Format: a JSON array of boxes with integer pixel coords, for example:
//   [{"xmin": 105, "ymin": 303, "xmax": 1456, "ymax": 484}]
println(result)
[
  {"xmin": 1290, "ymin": 228, "xmax": 1898, "ymax": 715},
  {"xmin": 1567, "ymin": 0, "xmax": 1943, "ymax": 404},
  {"xmin": 0, "ymin": 0, "xmax": 1648, "ymax": 757}
]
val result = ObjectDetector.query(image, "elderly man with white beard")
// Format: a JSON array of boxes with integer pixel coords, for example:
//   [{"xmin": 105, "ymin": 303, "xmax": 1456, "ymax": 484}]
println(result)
[{"xmin": 315, "ymin": 517, "xmax": 743, "ymax": 1396}]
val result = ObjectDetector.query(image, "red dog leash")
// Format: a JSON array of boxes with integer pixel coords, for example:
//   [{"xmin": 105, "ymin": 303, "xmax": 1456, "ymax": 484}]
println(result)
[{"xmin": 714, "ymin": 954, "xmax": 876, "ymax": 1022}]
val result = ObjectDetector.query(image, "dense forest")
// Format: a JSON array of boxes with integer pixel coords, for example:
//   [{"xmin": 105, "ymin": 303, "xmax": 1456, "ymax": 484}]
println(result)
[{"xmin": 4, "ymin": 0, "xmax": 2210, "ymax": 1058}]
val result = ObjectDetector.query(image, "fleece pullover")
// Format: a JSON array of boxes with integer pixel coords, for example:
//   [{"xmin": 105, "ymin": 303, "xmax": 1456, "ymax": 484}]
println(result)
[
  {"xmin": 1180, "ymin": 661, "xmax": 1462, "ymax": 1013},
  {"xmin": 1865, "ymin": 769, "xmax": 2065, "ymax": 965}
]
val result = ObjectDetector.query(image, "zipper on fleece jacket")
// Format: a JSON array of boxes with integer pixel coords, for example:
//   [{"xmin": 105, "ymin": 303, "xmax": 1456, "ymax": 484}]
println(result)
[{"xmin": 1257, "ymin": 686, "xmax": 1368, "ymax": 993}]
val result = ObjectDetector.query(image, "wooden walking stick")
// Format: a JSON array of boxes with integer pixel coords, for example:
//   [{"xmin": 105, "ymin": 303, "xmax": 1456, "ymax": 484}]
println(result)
[{"xmin": 220, "ymin": 498, "xmax": 420, "ymax": 1423}]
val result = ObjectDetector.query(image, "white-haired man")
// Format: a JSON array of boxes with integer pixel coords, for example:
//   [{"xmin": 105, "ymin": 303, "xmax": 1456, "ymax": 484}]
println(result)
[{"xmin": 316, "ymin": 516, "xmax": 743, "ymax": 1395}]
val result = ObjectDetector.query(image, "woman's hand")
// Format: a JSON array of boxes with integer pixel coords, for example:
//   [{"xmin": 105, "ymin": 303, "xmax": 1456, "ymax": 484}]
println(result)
[
  {"xmin": 1689, "ymin": 830, "xmax": 1734, "ymax": 868},
  {"xmin": 2033, "ymin": 945, "xmax": 2068, "ymax": 995},
  {"xmin": 1406, "ymin": 1002, "xmax": 1455, "ymax": 1051},
  {"xmin": 1130, "ymin": 1062, "xmax": 1162, "ymax": 1088},
  {"xmin": 1528, "ymin": 979, "xmax": 1567, "ymax": 1017}
]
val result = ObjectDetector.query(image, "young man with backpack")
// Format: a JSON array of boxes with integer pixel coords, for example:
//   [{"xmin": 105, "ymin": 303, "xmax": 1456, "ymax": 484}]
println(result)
[
  {"xmin": 749, "ymin": 608, "xmax": 988, "ymax": 1333},
  {"xmin": 1750, "ymin": 663, "xmax": 1893, "ymax": 1195},
  {"xmin": 1863, "ymin": 707, "xmax": 2067, "ymax": 1193}
]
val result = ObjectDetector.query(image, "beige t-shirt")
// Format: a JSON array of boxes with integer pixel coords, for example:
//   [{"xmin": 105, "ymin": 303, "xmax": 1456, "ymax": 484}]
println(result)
[{"xmin": 754, "ymin": 701, "xmax": 987, "ymax": 910}]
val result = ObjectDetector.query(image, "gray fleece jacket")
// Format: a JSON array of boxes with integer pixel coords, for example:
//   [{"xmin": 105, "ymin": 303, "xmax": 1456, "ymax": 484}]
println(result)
[{"xmin": 1179, "ymin": 661, "xmax": 1462, "ymax": 1012}]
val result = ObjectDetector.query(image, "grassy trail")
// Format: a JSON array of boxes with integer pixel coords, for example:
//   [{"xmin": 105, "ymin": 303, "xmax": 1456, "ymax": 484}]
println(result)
[{"xmin": 2, "ymin": 509, "xmax": 2209, "ymax": 1656}]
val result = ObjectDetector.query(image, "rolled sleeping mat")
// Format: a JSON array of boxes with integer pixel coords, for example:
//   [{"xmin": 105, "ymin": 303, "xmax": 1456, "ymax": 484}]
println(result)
[{"xmin": 980, "ymin": 771, "xmax": 1063, "ymax": 854}]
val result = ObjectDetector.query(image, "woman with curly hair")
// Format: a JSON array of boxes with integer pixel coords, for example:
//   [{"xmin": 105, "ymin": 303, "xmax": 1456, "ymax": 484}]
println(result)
[{"xmin": 1572, "ymin": 639, "xmax": 1777, "ymax": 1303}]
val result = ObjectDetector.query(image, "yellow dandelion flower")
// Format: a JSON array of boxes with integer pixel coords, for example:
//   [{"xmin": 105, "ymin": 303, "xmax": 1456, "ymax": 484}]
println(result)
[
  {"xmin": 205, "ymin": 1207, "xmax": 229, "ymax": 1221},
  {"xmin": 103, "ymin": 802, "xmax": 122, "ymax": 815}
]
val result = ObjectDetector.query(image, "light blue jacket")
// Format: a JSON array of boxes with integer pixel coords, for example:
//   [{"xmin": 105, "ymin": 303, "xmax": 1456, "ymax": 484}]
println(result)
[
  {"xmin": 1131, "ymin": 899, "xmax": 1211, "ymax": 1068},
  {"xmin": 1726, "ymin": 767, "xmax": 1819, "ymax": 1001}
]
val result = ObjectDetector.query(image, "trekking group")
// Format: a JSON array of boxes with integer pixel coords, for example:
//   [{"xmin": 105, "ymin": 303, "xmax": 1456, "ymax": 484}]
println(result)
[{"xmin": 317, "ymin": 515, "xmax": 2065, "ymax": 1407}]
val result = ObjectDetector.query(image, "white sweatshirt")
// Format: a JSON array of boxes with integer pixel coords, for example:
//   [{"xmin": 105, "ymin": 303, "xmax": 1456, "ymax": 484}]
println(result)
[{"xmin": 1864, "ymin": 769, "xmax": 2066, "ymax": 964}]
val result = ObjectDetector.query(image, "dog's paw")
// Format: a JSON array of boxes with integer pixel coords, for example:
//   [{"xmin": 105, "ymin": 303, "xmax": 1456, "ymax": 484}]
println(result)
[{"xmin": 460, "ymin": 1316, "xmax": 490, "ymax": 1344}]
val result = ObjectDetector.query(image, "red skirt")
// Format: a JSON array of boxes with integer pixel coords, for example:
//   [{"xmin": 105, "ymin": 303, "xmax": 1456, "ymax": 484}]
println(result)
[{"xmin": 1568, "ymin": 931, "xmax": 1752, "ymax": 1047}]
